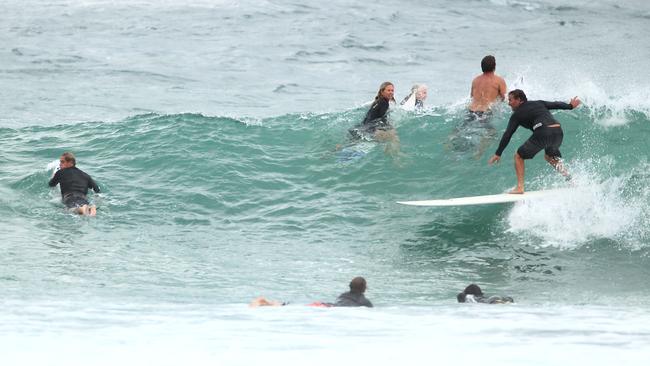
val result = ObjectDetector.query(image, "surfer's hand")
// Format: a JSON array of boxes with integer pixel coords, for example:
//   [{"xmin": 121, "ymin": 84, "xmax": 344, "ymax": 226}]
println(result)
[
  {"xmin": 488, "ymin": 155, "xmax": 500, "ymax": 165},
  {"xmin": 570, "ymin": 96, "xmax": 581, "ymax": 109}
]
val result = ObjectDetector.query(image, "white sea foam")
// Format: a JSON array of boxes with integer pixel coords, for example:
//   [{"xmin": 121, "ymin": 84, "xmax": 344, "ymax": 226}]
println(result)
[{"xmin": 506, "ymin": 160, "xmax": 648, "ymax": 248}]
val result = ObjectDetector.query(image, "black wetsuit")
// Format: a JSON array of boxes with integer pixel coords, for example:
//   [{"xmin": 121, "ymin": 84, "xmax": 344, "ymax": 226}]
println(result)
[
  {"xmin": 349, "ymin": 98, "xmax": 391, "ymax": 139},
  {"xmin": 334, "ymin": 291, "xmax": 373, "ymax": 307},
  {"xmin": 48, "ymin": 167, "xmax": 100, "ymax": 208},
  {"xmin": 495, "ymin": 100, "xmax": 574, "ymax": 159}
]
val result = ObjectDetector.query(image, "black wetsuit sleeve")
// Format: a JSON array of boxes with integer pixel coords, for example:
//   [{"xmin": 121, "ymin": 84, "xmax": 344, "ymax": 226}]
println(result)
[
  {"xmin": 542, "ymin": 101, "xmax": 573, "ymax": 110},
  {"xmin": 88, "ymin": 176, "xmax": 100, "ymax": 193},
  {"xmin": 495, "ymin": 115, "xmax": 520, "ymax": 156},
  {"xmin": 48, "ymin": 170, "xmax": 61, "ymax": 187},
  {"xmin": 363, "ymin": 98, "xmax": 389, "ymax": 125},
  {"xmin": 362, "ymin": 298, "xmax": 373, "ymax": 307}
]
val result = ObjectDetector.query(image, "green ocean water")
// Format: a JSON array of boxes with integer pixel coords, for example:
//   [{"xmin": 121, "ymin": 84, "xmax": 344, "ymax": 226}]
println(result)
[
  {"xmin": 2, "ymin": 0, "xmax": 650, "ymax": 364},
  {"xmin": 2, "ymin": 106, "xmax": 648, "ymax": 307}
]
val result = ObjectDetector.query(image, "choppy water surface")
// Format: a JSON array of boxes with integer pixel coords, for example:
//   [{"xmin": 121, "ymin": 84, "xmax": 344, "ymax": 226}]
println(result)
[{"xmin": 1, "ymin": 0, "xmax": 649, "ymax": 364}]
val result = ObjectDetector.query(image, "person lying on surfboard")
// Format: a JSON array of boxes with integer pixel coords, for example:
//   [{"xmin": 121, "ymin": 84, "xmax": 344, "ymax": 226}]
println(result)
[
  {"xmin": 488, "ymin": 89, "xmax": 581, "ymax": 194},
  {"xmin": 48, "ymin": 152, "xmax": 100, "ymax": 216},
  {"xmin": 249, "ymin": 276, "xmax": 373, "ymax": 308},
  {"xmin": 457, "ymin": 284, "xmax": 514, "ymax": 304}
]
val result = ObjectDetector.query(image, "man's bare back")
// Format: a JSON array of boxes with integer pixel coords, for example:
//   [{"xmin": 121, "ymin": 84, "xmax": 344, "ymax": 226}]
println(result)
[{"xmin": 470, "ymin": 72, "xmax": 507, "ymax": 112}]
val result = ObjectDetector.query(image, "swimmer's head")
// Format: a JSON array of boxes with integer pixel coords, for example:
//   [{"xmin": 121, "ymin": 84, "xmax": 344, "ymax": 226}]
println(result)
[
  {"xmin": 463, "ymin": 284, "xmax": 483, "ymax": 296},
  {"xmin": 415, "ymin": 84, "xmax": 428, "ymax": 101},
  {"xmin": 375, "ymin": 81, "xmax": 395, "ymax": 102},
  {"xmin": 481, "ymin": 55, "xmax": 496, "ymax": 73},
  {"xmin": 349, "ymin": 276, "xmax": 367, "ymax": 294},
  {"xmin": 59, "ymin": 152, "xmax": 76, "ymax": 169}
]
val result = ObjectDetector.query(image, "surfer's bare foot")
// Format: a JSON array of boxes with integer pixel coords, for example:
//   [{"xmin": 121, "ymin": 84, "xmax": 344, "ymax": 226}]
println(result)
[{"xmin": 508, "ymin": 187, "xmax": 524, "ymax": 194}]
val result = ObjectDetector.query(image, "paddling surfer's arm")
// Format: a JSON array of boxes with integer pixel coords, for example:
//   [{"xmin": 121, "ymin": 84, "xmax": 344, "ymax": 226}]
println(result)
[
  {"xmin": 488, "ymin": 116, "xmax": 520, "ymax": 164},
  {"xmin": 48, "ymin": 170, "xmax": 61, "ymax": 187},
  {"xmin": 88, "ymin": 175, "xmax": 100, "ymax": 193}
]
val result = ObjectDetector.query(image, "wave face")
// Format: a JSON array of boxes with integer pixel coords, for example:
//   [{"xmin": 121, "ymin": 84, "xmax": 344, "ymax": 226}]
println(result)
[{"xmin": 1, "ymin": 107, "xmax": 649, "ymax": 306}]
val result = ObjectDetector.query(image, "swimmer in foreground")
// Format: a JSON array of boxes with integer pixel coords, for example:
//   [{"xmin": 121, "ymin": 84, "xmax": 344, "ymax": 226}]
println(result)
[
  {"xmin": 457, "ymin": 284, "xmax": 514, "ymax": 304},
  {"xmin": 249, "ymin": 276, "xmax": 373, "ymax": 308},
  {"xmin": 400, "ymin": 84, "xmax": 428, "ymax": 110},
  {"xmin": 488, "ymin": 89, "xmax": 581, "ymax": 194},
  {"xmin": 48, "ymin": 152, "xmax": 100, "ymax": 216}
]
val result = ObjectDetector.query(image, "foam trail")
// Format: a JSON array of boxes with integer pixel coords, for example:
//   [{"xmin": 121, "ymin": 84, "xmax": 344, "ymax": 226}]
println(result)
[{"xmin": 506, "ymin": 160, "xmax": 648, "ymax": 249}]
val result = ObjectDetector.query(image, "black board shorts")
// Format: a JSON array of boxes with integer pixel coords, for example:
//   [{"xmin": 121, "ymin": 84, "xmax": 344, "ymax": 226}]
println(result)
[
  {"xmin": 517, "ymin": 126, "xmax": 563, "ymax": 159},
  {"xmin": 63, "ymin": 194, "xmax": 89, "ymax": 208}
]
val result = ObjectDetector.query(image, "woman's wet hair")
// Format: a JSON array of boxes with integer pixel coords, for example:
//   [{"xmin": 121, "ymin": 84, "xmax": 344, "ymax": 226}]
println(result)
[{"xmin": 374, "ymin": 81, "xmax": 395, "ymax": 102}]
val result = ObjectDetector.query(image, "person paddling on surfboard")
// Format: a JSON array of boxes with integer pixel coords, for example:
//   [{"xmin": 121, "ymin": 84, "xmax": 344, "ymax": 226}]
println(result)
[
  {"xmin": 249, "ymin": 276, "xmax": 373, "ymax": 308},
  {"xmin": 48, "ymin": 152, "xmax": 100, "ymax": 216},
  {"xmin": 488, "ymin": 89, "xmax": 581, "ymax": 194}
]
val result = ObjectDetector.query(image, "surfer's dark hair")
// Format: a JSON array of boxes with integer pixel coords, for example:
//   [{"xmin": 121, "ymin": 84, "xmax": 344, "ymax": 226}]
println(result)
[
  {"xmin": 457, "ymin": 292, "xmax": 467, "ymax": 303},
  {"xmin": 61, "ymin": 152, "xmax": 76, "ymax": 167},
  {"xmin": 481, "ymin": 55, "xmax": 496, "ymax": 72},
  {"xmin": 463, "ymin": 284, "xmax": 483, "ymax": 296},
  {"xmin": 509, "ymin": 89, "xmax": 528, "ymax": 102},
  {"xmin": 374, "ymin": 81, "xmax": 396, "ymax": 102},
  {"xmin": 349, "ymin": 276, "xmax": 367, "ymax": 293}
]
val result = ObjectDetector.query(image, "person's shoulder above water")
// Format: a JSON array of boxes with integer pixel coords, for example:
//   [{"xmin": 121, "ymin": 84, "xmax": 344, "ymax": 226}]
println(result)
[
  {"xmin": 335, "ymin": 276, "xmax": 373, "ymax": 307},
  {"xmin": 469, "ymin": 55, "xmax": 507, "ymax": 113},
  {"xmin": 456, "ymin": 283, "xmax": 514, "ymax": 304}
]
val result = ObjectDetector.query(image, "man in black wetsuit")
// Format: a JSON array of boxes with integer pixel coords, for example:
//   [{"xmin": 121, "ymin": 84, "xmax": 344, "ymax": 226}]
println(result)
[
  {"xmin": 334, "ymin": 276, "xmax": 373, "ymax": 307},
  {"xmin": 488, "ymin": 89, "xmax": 581, "ymax": 193},
  {"xmin": 48, "ymin": 152, "xmax": 100, "ymax": 216}
]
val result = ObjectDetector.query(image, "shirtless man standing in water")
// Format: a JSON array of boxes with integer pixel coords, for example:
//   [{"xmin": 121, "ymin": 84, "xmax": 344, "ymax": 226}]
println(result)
[
  {"xmin": 469, "ymin": 55, "xmax": 507, "ymax": 115},
  {"xmin": 449, "ymin": 55, "xmax": 507, "ymax": 158}
]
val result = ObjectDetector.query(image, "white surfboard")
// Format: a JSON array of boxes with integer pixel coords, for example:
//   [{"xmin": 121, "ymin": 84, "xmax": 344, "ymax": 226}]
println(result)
[
  {"xmin": 400, "ymin": 92, "xmax": 417, "ymax": 111},
  {"xmin": 397, "ymin": 188, "xmax": 569, "ymax": 207}
]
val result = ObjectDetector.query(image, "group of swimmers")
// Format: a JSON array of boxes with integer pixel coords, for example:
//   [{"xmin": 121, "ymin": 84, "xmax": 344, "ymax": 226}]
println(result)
[
  {"xmin": 48, "ymin": 55, "xmax": 581, "ymax": 215},
  {"xmin": 353, "ymin": 55, "xmax": 581, "ymax": 194},
  {"xmin": 251, "ymin": 277, "xmax": 513, "ymax": 307}
]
